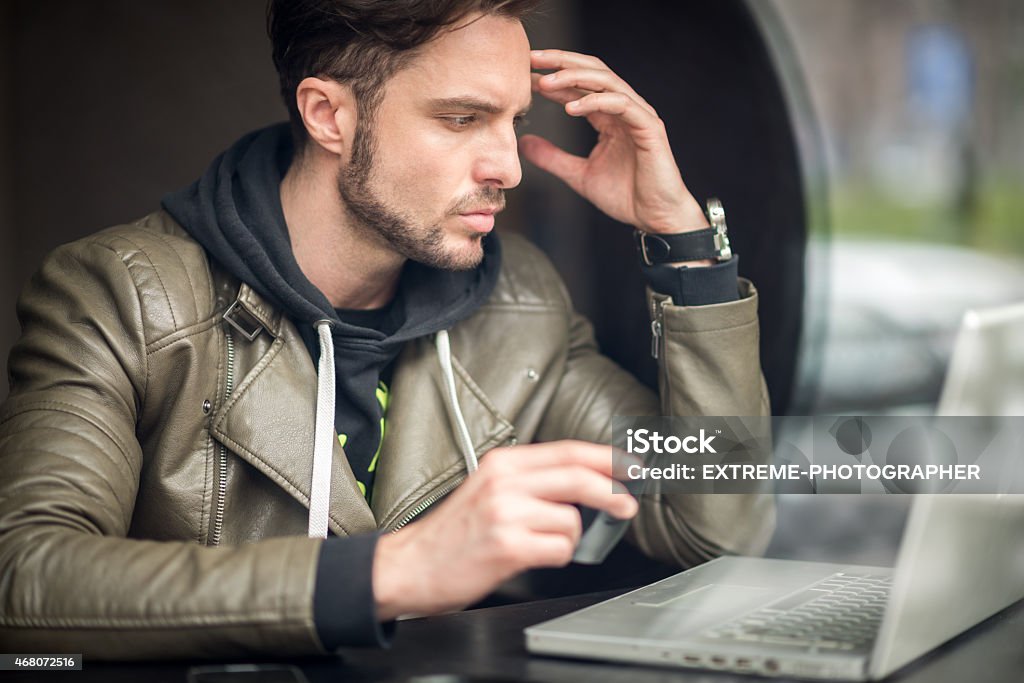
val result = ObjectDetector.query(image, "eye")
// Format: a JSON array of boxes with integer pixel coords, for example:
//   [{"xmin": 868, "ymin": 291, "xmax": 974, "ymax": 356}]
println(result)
[
  {"xmin": 442, "ymin": 115, "xmax": 476, "ymax": 129},
  {"xmin": 513, "ymin": 115, "xmax": 529, "ymax": 130}
]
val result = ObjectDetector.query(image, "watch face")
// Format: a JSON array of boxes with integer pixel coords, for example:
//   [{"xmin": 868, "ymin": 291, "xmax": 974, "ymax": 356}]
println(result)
[
  {"xmin": 708, "ymin": 203, "xmax": 726, "ymax": 224},
  {"xmin": 706, "ymin": 198, "xmax": 732, "ymax": 260}
]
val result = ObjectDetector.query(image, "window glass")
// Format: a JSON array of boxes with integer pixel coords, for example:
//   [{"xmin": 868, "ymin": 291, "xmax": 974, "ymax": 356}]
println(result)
[{"xmin": 762, "ymin": 0, "xmax": 1024, "ymax": 414}]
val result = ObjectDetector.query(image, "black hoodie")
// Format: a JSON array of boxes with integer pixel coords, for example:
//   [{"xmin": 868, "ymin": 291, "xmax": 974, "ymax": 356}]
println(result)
[{"xmin": 162, "ymin": 123, "xmax": 501, "ymax": 648}]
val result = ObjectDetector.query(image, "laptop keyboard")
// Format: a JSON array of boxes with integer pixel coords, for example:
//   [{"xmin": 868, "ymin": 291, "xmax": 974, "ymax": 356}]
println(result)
[{"xmin": 703, "ymin": 571, "xmax": 893, "ymax": 651}]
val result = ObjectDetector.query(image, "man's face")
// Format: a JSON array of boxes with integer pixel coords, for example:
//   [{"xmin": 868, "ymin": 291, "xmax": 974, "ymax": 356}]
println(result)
[{"xmin": 337, "ymin": 14, "xmax": 532, "ymax": 270}]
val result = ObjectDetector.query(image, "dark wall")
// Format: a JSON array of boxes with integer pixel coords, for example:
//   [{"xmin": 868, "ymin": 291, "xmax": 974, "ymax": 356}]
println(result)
[
  {"xmin": 1, "ymin": 3, "xmax": 15, "ymax": 404},
  {"xmin": 1, "ymin": 1, "xmax": 806, "ymax": 413},
  {"xmin": 1, "ymin": 0, "xmax": 287, "ymax": 403}
]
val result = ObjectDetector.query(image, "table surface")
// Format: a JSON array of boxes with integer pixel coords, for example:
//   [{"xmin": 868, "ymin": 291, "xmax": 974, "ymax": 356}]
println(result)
[{"xmin": 10, "ymin": 589, "xmax": 1024, "ymax": 683}]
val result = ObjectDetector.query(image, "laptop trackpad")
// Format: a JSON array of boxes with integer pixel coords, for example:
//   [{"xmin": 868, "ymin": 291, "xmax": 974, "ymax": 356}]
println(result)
[{"xmin": 633, "ymin": 584, "xmax": 773, "ymax": 611}]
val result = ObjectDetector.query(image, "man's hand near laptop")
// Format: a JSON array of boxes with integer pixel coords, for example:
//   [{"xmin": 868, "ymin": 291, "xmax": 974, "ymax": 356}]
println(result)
[{"xmin": 374, "ymin": 441, "xmax": 637, "ymax": 619}]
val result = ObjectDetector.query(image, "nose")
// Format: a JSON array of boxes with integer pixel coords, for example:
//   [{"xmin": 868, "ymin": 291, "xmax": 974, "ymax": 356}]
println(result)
[{"xmin": 474, "ymin": 123, "xmax": 522, "ymax": 190}]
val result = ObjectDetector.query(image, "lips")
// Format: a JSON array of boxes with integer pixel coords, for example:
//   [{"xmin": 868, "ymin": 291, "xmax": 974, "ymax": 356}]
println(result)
[
  {"xmin": 457, "ymin": 206, "xmax": 501, "ymax": 233},
  {"xmin": 458, "ymin": 211, "xmax": 496, "ymax": 233}
]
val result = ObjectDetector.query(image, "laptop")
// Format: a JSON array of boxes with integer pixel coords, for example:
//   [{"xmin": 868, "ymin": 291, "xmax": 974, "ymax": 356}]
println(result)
[
  {"xmin": 937, "ymin": 300, "xmax": 1024, "ymax": 416},
  {"xmin": 526, "ymin": 302, "xmax": 1024, "ymax": 680}
]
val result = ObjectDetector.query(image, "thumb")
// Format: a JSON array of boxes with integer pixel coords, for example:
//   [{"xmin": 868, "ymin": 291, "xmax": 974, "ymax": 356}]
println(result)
[{"xmin": 519, "ymin": 134, "xmax": 586, "ymax": 194}]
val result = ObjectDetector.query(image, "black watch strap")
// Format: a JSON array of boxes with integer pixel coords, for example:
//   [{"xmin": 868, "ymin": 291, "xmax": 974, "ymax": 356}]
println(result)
[{"xmin": 634, "ymin": 227, "xmax": 717, "ymax": 266}]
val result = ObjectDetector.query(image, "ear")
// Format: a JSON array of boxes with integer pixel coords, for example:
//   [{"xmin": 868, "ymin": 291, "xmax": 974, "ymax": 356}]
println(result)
[{"xmin": 295, "ymin": 76, "xmax": 358, "ymax": 157}]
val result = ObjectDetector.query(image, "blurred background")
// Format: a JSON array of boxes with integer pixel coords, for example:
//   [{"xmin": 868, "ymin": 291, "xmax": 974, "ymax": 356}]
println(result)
[
  {"xmin": 769, "ymin": 0, "xmax": 1024, "ymax": 417},
  {"xmin": 1, "ymin": 1, "xmax": 1021, "ymax": 578}
]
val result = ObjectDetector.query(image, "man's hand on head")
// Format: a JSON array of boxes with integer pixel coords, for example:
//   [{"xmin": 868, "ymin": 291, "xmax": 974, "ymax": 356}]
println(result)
[
  {"xmin": 519, "ymin": 49, "xmax": 711, "ymax": 247},
  {"xmin": 371, "ymin": 440, "xmax": 638, "ymax": 621}
]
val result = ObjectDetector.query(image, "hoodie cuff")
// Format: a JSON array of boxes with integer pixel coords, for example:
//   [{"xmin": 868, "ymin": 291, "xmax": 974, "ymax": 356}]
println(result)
[
  {"xmin": 641, "ymin": 255, "xmax": 741, "ymax": 306},
  {"xmin": 314, "ymin": 534, "xmax": 396, "ymax": 649}
]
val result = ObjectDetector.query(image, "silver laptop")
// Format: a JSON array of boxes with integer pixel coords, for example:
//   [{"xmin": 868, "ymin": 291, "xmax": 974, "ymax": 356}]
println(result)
[
  {"xmin": 937, "ymin": 300, "xmax": 1024, "ymax": 416},
  {"xmin": 526, "ymin": 302, "xmax": 1024, "ymax": 680}
]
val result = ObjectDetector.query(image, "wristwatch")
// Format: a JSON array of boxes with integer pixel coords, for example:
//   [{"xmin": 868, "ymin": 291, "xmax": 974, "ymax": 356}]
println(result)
[{"xmin": 634, "ymin": 198, "xmax": 733, "ymax": 266}]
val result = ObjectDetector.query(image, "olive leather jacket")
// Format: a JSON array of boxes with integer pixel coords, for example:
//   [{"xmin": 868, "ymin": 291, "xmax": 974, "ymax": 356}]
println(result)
[{"xmin": 0, "ymin": 210, "xmax": 773, "ymax": 659}]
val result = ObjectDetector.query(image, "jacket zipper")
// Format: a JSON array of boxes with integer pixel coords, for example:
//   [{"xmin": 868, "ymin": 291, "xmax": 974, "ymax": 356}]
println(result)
[
  {"xmin": 210, "ymin": 328, "xmax": 236, "ymax": 546},
  {"xmin": 652, "ymin": 299, "xmax": 673, "ymax": 406},
  {"xmin": 386, "ymin": 435, "xmax": 518, "ymax": 533},
  {"xmin": 650, "ymin": 298, "xmax": 665, "ymax": 359},
  {"xmin": 387, "ymin": 474, "xmax": 466, "ymax": 533}
]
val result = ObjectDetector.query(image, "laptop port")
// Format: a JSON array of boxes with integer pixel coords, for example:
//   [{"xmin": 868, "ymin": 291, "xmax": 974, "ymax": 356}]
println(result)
[
  {"xmin": 735, "ymin": 658, "xmax": 753, "ymax": 669},
  {"xmin": 765, "ymin": 658, "xmax": 780, "ymax": 672},
  {"xmin": 682, "ymin": 655, "xmax": 702, "ymax": 665},
  {"xmin": 710, "ymin": 656, "xmax": 727, "ymax": 667}
]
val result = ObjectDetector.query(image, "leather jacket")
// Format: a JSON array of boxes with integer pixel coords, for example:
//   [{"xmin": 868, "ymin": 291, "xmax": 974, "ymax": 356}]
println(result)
[{"xmin": 0, "ymin": 210, "xmax": 773, "ymax": 658}]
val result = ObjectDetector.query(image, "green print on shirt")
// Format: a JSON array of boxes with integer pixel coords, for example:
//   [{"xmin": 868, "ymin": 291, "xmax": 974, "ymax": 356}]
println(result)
[{"xmin": 337, "ymin": 380, "xmax": 390, "ymax": 500}]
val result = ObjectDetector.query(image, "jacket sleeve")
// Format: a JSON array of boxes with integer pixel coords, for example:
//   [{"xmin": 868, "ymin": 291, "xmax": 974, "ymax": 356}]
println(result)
[
  {"xmin": 534, "ymin": 278, "xmax": 775, "ymax": 568},
  {"xmin": 0, "ymin": 239, "xmax": 327, "ymax": 660}
]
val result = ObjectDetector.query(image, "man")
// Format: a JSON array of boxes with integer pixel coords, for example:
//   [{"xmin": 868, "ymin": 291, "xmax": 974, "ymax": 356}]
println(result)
[{"xmin": 0, "ymin": 0, "xmax": 772, "ymax": 659}]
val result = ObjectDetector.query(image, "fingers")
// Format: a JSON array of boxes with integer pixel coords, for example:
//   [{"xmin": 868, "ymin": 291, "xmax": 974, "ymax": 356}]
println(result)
[
  {"xmin": 476, "ymin": 441, "xmax": 639, "ymax": 520},
  {"xmin": 530, "ymin": 49, "xmax": 662, "ymax": 136},
  {"xmin": 487, "ymin": 527, "xmax": 578, "ymax": 571},
  {"xmin": 522, "ymin": 532, "xmax": 578, "ymax": 568},
  {"xmin": 483, "ymin": 440, "xmax": 615, "ymax": 475},
  {"xmin": 502, "ymin": 498, "xmax": 584, "ymax": 543},
  {"xmin": 531, "ymin": 48, "xmax": 608, "ymax": 72},
  {"xmin": 518, "ymin": 134, "xmax": 586, "ymax": 192},
  {"xmin": 568, "ymin": 92, "xmax": 659, "ymax": 133},
  {"xmin": 512, "ymin": 465, "xmax": 638, "ymax": 520},
  {"xmin": 535, "ymin": 67, "xmax": 656, "ymax": 117},
  {"xmin": 530, "ymin": 72, "xmax": 589, "ymax": 107}
]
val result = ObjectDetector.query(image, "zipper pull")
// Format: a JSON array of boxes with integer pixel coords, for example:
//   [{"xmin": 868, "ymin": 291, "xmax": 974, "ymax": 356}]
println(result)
[
  {"xmin": 650, "ymin": 318, "xmax": 663, "ymax": 359},
  {"xmin": 650, "ymin": 298, "xmax": 664, "ymax": 359}
]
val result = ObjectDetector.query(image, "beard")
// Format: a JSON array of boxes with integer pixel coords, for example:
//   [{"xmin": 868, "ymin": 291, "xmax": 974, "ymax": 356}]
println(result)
[{"xmin": 337, "ymin": 118, "xmax": 504, "ymax": 271}]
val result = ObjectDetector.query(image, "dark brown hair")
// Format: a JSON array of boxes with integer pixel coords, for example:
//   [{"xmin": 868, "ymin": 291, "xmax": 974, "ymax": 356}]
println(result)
[{"xmin": 267, "ymin": 0, "xmax": 541, "ymax": 150}]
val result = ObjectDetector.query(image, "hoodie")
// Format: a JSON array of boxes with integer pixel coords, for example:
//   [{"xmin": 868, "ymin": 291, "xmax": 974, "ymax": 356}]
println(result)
[{"xmin": 162, "ymin": 123, "xmax": 501, "ymax": 648}]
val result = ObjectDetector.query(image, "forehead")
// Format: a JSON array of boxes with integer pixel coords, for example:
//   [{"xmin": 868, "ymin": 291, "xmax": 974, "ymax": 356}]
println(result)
[{"xmin": 390, "ymin": 14, "xmax": 532, "ymax": 109}]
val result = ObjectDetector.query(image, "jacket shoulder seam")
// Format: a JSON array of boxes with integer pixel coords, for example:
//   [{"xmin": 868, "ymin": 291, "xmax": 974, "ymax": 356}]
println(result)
[
  {"xmin": 103, "ymin": 233, "xmax": 179, "ymax": 330},
  {"xmin": 148, "ymin": 227, "xmax": 207, "ymax": 320}
]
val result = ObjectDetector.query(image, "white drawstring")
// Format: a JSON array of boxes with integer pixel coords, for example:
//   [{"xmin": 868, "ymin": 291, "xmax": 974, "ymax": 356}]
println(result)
[
  {"xmin": 308, "ymin": 320, "xmax": 336, "ymax": 538},
  {"xmin": 436, "ymin": 330, "xmax": 478, "ymax": 474}
]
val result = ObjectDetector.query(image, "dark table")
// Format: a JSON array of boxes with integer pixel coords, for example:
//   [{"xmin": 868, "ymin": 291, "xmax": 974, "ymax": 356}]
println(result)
[{"xmin": 10, "ymin": 590, "xmax": 1024, "ymax": 682}]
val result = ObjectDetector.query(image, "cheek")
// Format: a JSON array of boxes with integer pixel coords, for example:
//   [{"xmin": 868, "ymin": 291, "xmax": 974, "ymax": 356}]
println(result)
[{"xmin": 375, "ymin": 141, "xmax": 466, "ymax": 216}]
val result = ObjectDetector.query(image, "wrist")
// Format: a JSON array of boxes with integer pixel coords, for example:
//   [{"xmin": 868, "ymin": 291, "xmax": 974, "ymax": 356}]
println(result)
[
  {"xmin": 635, "ymin": 197, "xmax": 731, "ymax": 269},
  {"xmin": 373, "ymin": 532, "xmax": 416, "ymax": 621},
  {"xmin": 636, "ymin": 198, "xmax": 710, "ymax": 235}
]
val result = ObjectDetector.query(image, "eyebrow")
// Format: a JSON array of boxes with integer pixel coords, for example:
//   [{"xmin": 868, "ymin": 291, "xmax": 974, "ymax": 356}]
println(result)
[{"xmin": 428, "ymin": 96, "xmax": 532, "ymax": 117}]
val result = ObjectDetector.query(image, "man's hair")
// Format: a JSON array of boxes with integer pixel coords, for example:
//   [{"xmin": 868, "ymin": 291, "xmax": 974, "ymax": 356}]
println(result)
[{"xmin": 267, "ymin": 0, "xmax": 541, "ymax": 151}]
